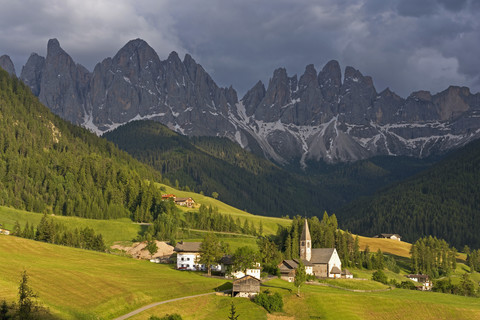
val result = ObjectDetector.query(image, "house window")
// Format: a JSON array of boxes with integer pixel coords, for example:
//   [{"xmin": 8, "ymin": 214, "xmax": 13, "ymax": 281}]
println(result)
[
  {"xmin": 307, "ymin": 242, "xmax": 310, "ymax": 248},
  {"xmin": 181, "ymin": 257, "xmax": 184, "ymax": 261},
  {"xmin": 187, "ymin": 257, "xmax": 190, "ymax": 261}
]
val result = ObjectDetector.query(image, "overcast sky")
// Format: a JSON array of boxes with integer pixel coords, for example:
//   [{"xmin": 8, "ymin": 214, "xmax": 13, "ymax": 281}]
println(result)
[{"xmin": 1, "ymin": 0, "xmax": 479, "ymax": 97}]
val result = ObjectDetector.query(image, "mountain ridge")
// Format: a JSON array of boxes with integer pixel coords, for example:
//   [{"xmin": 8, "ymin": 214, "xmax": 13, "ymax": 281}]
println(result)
[{"xmin": 2, "ymin": 38, "xmax": 480, "ymax": 166}]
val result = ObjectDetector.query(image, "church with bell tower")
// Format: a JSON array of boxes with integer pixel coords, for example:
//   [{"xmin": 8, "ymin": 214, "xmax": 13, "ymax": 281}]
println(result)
[
  {"xmin": 300, "ymin": 218, "xmax": 312, "ymax": 261},
  {"xmin": 278, "ymin": 218, "xmax": 344, "ymax": 280}
]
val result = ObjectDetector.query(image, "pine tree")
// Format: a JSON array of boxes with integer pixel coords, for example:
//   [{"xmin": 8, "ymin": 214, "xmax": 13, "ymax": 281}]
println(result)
[
  {"xmin": 284, "ymin": 234, "xmax": 292, "ymax": 260},
  {"xmin": 294, "ymin": 260, "xmax": 306, "ymax": 296},
  {"xmin": 17, "ymin": 271, "xmax": 37, "ymax": 319},
  {"xmin": 227, "ymin": 302, "xmax": 239, "ymax": 320}
]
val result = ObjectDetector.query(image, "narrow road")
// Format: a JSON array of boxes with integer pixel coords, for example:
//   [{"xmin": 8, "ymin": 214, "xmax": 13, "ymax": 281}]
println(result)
[{"xmin": 113, "ymin": 291, "xmax": 219, "ymax": 320}]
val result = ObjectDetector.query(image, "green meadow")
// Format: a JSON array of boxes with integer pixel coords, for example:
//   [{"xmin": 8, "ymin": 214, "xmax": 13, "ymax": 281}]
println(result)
[
  {"xmin": 0, "ymin": 235, "xmax": 226, "ymax": 319},
  {"xmin": 127, "ymin": 277, "xmax": 480, "ymax": 320},
  {"xmin": 2, "ymin": 234, "xmax": 480, "ymax": 320}
]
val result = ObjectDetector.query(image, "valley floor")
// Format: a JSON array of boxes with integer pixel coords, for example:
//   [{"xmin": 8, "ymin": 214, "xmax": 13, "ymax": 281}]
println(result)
[{"xmin": 2, "ymin": 235, "xmax": 480, "ymax": 320}]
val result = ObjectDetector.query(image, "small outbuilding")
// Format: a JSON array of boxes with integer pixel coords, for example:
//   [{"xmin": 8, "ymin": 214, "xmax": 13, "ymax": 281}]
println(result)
[
  {"xmin": 342, "ymin": 269, "xmax": 353, "ymax": 279},
  {"xmin": 232, "ymin": 275, "xmax": 261, "ymax": 298}
]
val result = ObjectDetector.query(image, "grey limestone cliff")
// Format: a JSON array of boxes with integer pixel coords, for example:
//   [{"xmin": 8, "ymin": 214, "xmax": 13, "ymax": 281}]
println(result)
[{"xmin": 12, "ymin": 38, "xmax": 480, "ymax": 166}]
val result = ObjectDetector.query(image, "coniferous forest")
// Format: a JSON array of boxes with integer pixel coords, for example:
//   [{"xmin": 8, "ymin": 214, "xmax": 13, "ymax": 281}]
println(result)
[
  {"xmin": 339, "ymin": 138, "xmax": 480, "ymax": 249},
  {"xmin": 0, "ymin": 69, "xmax": 166, "ymax": 222},
  {"xmin": 104, "ymin": 120, "xmax": 436, "ymax": 217}
]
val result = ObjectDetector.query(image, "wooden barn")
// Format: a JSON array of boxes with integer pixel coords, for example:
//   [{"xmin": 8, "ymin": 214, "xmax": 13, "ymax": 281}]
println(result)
[{"xmin": 232, "ymin": 275, "xmax": 260, "ymax": 298}]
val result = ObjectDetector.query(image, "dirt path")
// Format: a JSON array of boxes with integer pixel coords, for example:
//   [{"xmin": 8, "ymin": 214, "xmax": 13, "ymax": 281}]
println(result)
[{"xmin": 113, "ymin": 291, "xmax": 220, "ymax": 320}]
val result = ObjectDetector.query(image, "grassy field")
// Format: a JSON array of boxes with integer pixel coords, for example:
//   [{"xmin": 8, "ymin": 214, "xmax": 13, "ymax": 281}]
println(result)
[
  {"xmin": 0, "ymin": 235, "xmax": 226, "ymax": 319},
  {"xmin": 3, "ymin": 234, "xmax": 480, "ymax": 319},
  {"xmin": 128, "ymin": 294, "xmax": 268, "ymax": 320},
  {"xmin": 128, "ymin": 278, "xmax": 480, "ymax": 320},
  {"xmin": 266, "ymin": 278, "xmax": 480, "ymax": 320},
  {"xmin": 0, "ymin": 206, "xmax": 144, "ymax": 246},
  {"xmin": 357, "ymin": 236, "xmax": 412, "ymax": 257}
]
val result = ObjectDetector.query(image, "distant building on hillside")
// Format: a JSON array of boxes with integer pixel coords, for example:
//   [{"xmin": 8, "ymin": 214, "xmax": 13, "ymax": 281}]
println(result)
[
  {"xmin": 0, "ymin": 228, "xmax": 10, "ymax": 235},
  {"xmin": 406, "ymin": 274, "xmax": 432, "ymax": 290},
  {"xmin": 373, "ymin": 233, "xmax": 402, "ymax": 241},
  {"xmin": 174, "ymin": 197, "xmax": 195, "ymax": 208},
  {"xmin": 232, "ymin": 275, "xmax": 260, "ymax": 298},
  {"xmin": 278, "ymin": 220, "xmax": 344, "ymax": 280},
  {"xmin": 161, "ymin": 194, "xmax": 176, "ymax": 200}
]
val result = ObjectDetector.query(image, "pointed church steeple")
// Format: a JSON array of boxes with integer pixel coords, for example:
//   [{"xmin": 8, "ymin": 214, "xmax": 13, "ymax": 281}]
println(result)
[{"xmin": 300, "ymin": 218, "xmax": 311, "ymax": 261}]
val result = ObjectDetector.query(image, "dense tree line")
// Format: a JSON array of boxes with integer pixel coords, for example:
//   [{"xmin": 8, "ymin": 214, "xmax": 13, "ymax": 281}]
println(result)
[
  {"xmin": 466, "ymin": 248, "xmax": 480, "ymax": 272},
  {"xmin": 0, "ymin": 69, "xmax": 168, "ymax": 222},
  {"xmin": 433, "ymin": 274, "xmax": 477, "ymax": 297},
  {"xmin": 339, "ymin": 137, "xmax": 480, "ymax": 249},
  {"xmin": 410, "ymin": 236, "xmax": 457, "ymax": 278},
  {"xmin": 184, "ymin": 204, "xmax": 257, "ymax": 235},
  {"xmin": 269, "ymin": 213, "xmax": 400, "ymax": 273},
  {"xmin": 142, "ymin": 201, "xmax": 180, "ymax": 242},
  {"xmin": 12, "ymin": 214, "xmax": 106, "ymax": 252},
  {"xmin": 274, "ymin": 213, "xmax": 362, "ymax": 268}
]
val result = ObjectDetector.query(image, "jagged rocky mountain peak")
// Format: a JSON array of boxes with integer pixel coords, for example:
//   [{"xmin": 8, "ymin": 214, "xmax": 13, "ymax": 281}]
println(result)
[
  {"xmin": 318, "ymin": 60, "xmax": 342, "ymax": 85},
  {"xmin": 7, "ymin": 38, "xmax": 480, "ymax": 166},
  {"xmin": 0, "ymin": 55, "xmax": 16, "ymax": 76},
  {"xmin": 299, "ymin": 64, "xmax": 318, "ymax": 86},
  {"xmin": 20, "ymin": 53, "xmax": 45, "ymax": 96},
  {"xmin": 46, "ymin": 38, "xmax": 65, "ymax": 57}
]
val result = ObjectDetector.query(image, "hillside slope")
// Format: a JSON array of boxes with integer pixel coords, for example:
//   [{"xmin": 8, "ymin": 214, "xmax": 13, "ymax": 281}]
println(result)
[
  {"xmin": 339, "ymin": 138, "xmax": 480, "ymax": 249},
  {"xmin": 104, "ymin": 120, "xmax": 436, "ymax": 216},
  {"xmin": 0, "ymin": 68, "xmax": 165, "ymax": 221}
]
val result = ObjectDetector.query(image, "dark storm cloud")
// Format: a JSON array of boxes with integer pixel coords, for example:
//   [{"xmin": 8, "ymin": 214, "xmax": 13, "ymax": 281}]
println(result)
[{"xmin": 0, "ymin": 0, "xmax": 479, "ymax": 98}]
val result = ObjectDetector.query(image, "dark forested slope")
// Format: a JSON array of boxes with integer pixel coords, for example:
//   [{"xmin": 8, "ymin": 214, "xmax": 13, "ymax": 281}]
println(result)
[
  {"xmin": 0, "ymin": 69, "xmax": 166, "ymax": 222},
  {"xmin": 104, "ymin": 120, "xmax": 437, "ymax": 217},
  {"xmin": 339, "ymin": 138, "xmax": 480, "ymax": 249}
]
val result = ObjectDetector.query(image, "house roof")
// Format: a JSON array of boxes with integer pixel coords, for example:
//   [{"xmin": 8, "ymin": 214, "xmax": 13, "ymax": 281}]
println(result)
[
  {"xmin": 278, "ymin": 259, "xmax": 314, "ymax": 271},
  {"xmin": 342, "ymin": 269, "xmax": 353, "ymax": 275},
  {"xmin": 310, "ymin": 248, "xmax": 336, "ymax": 264},
  {"xmin": 280, "ymin": 260, "xmax": 299, "ymax": 270},
  {"xmin": 174, "ymin": 241, "xmax": 202, "ymax": 253},
  {"xmin": 330, "ymin": 266, "xmax": 341, "ymax": 274},
  {"xmin": 374, "ymin": 233, "xmax": 401, "ymax": 238},
  {"xmin": 175, "ymin": 197, "xmax": 193, "ymax": 202},
  {"xmin": 233, "ymin": 275, "xmax": 261, "ymax": 284},
  {"xmin": 300, "ymin": 219, "xmax": 311, "ymax": 241}
]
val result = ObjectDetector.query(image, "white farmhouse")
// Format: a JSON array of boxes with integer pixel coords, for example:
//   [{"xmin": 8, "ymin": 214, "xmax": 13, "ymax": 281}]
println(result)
[
  {"xmin": 174, "ymin": 241, "xmax": 221, "ymax": 272},
  {"xmin": 220, "ymin": 256, "xmax": 261, "ymax": 279}
]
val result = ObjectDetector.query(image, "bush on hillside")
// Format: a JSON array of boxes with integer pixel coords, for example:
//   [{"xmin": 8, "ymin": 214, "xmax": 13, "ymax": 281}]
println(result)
[
  {"xmin": 253, "ymin": 291, "xmax": 283, "ymax": 313},
  {"xmin": 372, "ymin": 270, "xmax": 388, "ymax": 284}
]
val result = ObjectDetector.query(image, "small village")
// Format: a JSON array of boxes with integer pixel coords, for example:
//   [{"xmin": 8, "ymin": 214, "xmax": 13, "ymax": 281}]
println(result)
[{"xmin": 105, "ymin": 196, "xmax": 435, "ymax": 300}]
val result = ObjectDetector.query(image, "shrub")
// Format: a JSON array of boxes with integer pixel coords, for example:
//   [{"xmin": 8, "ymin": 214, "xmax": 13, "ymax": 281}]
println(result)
[
  {"xmin": 398, "ymin": 281, "xmax": 417, "ymax": 290},
  {"xmin": 253, "ymin": 291, "xmax": 283, "ymax": 313},
  {"xmin": 372, "ymin": 270, "xmax": 388, "ymax": 284}
]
